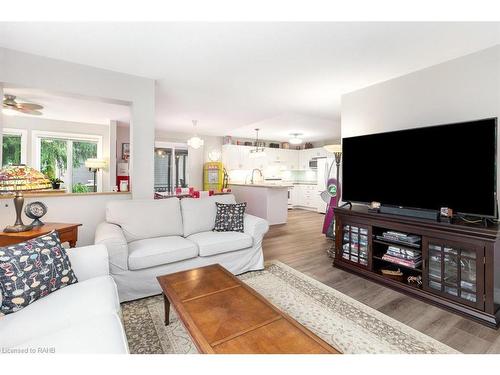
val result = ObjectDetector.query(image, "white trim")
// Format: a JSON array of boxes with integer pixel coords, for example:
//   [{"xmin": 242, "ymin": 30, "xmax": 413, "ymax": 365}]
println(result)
[
  {"xmin": 155, "ymin": 141, "xmax": 188, "ymax": 150},
  {"xmin": 2, "ymin": 127, "xmax": 28, "ymax": 164}
]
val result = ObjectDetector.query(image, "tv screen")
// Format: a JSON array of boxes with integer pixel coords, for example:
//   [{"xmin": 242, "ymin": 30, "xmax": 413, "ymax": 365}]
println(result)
[{"xmin": 342, "ymin": 118, "xmax": 498, "ymax": 217}]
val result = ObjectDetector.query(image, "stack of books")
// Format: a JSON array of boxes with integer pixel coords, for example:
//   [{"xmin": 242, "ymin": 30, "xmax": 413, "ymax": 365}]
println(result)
[{"xmin": 382, "ymin": 245, "xmax": 422, "ymax": 268}]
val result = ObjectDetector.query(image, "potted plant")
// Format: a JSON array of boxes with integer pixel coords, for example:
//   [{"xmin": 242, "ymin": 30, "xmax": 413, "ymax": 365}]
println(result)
[{"xmin": 50, "ymin": 177, "xmax": 63, "ymax": 190}]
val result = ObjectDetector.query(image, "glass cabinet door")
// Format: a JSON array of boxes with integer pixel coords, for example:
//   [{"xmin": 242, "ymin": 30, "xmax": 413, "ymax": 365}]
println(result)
[
  {"xmin": 341, "ymin": 224, "xmax": 369, "ymax": 268},
  {"xmin": 424, "ymin": 239, "xmax": 484, "ymax": 309}
]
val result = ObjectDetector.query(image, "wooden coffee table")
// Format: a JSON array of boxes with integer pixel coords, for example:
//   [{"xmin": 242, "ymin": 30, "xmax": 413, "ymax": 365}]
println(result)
[{"xmin": 157, "ymin": 264, "xmax": 340, "ymax": 354}]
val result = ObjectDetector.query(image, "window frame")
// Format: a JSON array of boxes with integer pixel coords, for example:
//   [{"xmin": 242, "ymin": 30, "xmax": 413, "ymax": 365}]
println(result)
[
  {"xmin": 2, "ymin": 128, "xmax": 28, "ymax": 165},
  {"xmin": 32, "ymin": 130, "xmax": 103, "ymax": 193}
]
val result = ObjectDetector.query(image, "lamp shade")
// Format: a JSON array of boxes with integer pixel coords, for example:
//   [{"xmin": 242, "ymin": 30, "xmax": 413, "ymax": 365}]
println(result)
[
  {"xmin": 0, "ymin": 165, "xmax": 52, "ymax": 192},
  {"xmin": 187, "ymin": 136, "xmax": 204, "ymax": 149},
  {"xmin": 324, "ymin": 144, "xmax": 342, "ymax": 154},
  {"xmin": 85, "ymin": 158, "xmax": 107, "ymax": 169}
]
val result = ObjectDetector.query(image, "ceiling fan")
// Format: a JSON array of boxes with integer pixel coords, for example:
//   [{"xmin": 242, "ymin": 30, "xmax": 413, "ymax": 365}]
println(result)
[{"xmin": 2, "ymin": 94, "xmax": 43, "ymax": 116}]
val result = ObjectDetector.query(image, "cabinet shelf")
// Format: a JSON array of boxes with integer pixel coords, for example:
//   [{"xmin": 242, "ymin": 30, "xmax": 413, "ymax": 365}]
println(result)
[
  {"xmin": 372, "ymin": 256, "xmax": 423, "ymax": 273},
  {"xmin": 373, "ymin": 237, "xmax": 421, "ymax": 250}
]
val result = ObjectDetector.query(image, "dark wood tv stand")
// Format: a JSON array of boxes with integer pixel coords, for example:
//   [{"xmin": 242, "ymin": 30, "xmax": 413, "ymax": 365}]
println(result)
[{"xmin": 334, "ymin": 205, "xmax": 500, "ymax": 328}]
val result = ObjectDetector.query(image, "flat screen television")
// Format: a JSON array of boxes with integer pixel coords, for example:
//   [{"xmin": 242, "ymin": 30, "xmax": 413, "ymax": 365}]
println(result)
[{"xmin": 342, "ymin": 118, "xmax": 498, "ymax": 218}]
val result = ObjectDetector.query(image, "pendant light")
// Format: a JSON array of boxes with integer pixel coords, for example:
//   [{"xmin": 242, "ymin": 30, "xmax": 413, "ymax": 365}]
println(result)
[
  {"xmin": 249, "ymin": 128, "xmax": 266, "ymax": 158},
  {"xmin": 187, "ymin": 120, "xmax": 204, "ymax": 149},
  {"xmin": 289, "ymin": 133, "xmax": 303, "ymax": 145}
]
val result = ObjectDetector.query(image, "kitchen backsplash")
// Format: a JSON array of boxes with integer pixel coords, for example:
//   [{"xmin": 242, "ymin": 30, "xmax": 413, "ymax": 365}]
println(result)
[{"xmin": 228, "ymin": 169, "xmax": 317, "ymax": 184}]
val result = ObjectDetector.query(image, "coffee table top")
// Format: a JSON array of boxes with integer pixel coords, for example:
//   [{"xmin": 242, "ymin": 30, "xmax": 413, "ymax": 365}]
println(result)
[{"xmin": 157, "ymin": 264, "xmax": 340, "ymax": 354}]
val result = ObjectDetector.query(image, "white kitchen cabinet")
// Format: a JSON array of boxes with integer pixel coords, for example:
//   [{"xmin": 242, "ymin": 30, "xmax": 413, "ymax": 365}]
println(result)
[
  {"xmin": 290, "ymin": 185, "xmax": 299, "ymax": 206},
  {"xmin": 291, "ymin": 183, "xmax": 319, "ymax": 210},
  {"xmin": 222, "ymin": 145, "xmax": 240, "ymax": 170},
  {"xmin": 298, "ymin": 149, "xmax": 309, "ymax": 170},
  {"xmin": 310, "ymin": 147, "xmax": 327, "ymax": 159},
  {"xmin": 283, "ymin": 149, "xmax": 299, "ymax": 170},
  {"xmin": 223, "ymin": 145, "xmax": 326, "ymax": 173}
]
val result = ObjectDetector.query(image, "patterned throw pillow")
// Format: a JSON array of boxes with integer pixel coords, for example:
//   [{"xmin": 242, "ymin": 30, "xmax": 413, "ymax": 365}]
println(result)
[
  {"xmin": 214, "ymin": 202, "xmax": 247, "ymax": 232},
  {"xmin": 0, "ymin": 231, "xmax": 78, "ymax": 315}
]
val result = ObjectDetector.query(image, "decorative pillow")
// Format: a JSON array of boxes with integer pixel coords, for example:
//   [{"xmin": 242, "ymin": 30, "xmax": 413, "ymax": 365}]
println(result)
[
  {"xmin": 0, "ymin": 231, "xmax": 78, "ymax": 315},
  {"xmin": 214, "ymin": 202, "xmax": 247, "ymax": 232}
]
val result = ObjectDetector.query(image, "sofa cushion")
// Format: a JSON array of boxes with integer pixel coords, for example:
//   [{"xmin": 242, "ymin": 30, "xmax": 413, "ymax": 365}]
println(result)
[
  {"xmin": 106, "ymin": 198, "xmax": 183, "ymax": 242},
  {"xmin": 181, "ymin": 194, "xmax": 237, "ymax": 237},
  {"xmin": 214, "ymin": 202, "xmax": 247, "ymax": 232},
  {"xmin": 128, "ymin": 236, "xmax": 198, "ymax": 270},
  {"xmin": 0, "ymin": 275, "xmax": 119, "ymax": 348},
  {"xmin": 12, "ymin": 313, "xmax": 128, "ymax": 354},
  {"xmin": 0, "ymin": 231, "xmax": 78, "ymax": 315},
  {"xmin": 188, "ymin": 231, "xmax": 253, "ymax": 257}
]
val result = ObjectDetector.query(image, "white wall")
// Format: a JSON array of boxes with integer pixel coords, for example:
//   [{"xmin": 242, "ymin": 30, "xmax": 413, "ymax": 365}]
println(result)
[
  {"xmin": 0, "ymin": 47, "xmax": 155, "ymax": 199},
  {"xmin": 341, "ymin": 44, "xmax": 500, "ymax": 195},
  {"xmin": 3, "ymin": 115, "xmax": 115, "ymax": 191},
  {"xmin": 342, "ymin": 45, "xmax": 500, "ymax": 138},
  {"xmin": 0, "ymin": 193, "xmax": 131, "ymax": 246}
]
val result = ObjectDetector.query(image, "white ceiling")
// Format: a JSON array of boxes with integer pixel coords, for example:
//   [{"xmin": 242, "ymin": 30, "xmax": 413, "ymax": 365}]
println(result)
[
  {"xmin": 2, "ymin": 87, "xmax": 131, "ymax": 125},
  {"xmin": 0, "ymin": 22, "xmax": 499, "ymax": 141}
]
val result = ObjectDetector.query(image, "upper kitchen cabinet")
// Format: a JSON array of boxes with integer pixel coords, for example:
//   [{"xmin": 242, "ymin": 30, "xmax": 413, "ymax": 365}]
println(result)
[
  {"xmin": 222, "ymin": 144, "xmax": 244, "ymax": 170},
  {"xmin": 310, "ymin": 147, "xmax": 327, "ymax": 158},
  {"xmin": 298, "ymin": 149, "xmax": 311, "ymax": 170},
  {"xmin": 222, "ymin": 145, "xmax": 326, "ymax": 171}
]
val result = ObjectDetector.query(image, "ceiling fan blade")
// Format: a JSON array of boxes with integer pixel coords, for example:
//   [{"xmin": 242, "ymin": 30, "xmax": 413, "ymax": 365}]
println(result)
[
  {"xmin": 17, "ymin": 108, "xmax": 42, "ymax": 116},
  {"xmin": 18, "ymin": 103, "xmax": 44, "ymax": 110}
]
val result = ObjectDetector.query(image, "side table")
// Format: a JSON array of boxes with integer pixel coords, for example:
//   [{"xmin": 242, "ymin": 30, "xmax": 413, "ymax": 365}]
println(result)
[{"xmin": 0, "ymin": 223, "xmax": 82, "ymax": 248}]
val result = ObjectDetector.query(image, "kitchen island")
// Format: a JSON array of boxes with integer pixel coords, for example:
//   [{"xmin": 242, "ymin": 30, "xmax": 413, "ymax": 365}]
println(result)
[{"xmin": 229, "ymin": 183, "xmax": 292, "ymax": 225}]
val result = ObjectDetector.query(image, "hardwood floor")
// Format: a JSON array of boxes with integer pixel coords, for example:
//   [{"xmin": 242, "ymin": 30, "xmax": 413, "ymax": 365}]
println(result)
[{"xmin": 262, "ymin": 209, "xmax": 500, "ymax": 354}]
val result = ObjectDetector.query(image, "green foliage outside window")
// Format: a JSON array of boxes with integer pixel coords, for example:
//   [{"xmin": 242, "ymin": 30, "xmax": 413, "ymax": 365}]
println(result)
[
  {"xmin": 72, "ymin": 182, "xmax": 90, "ymax": 193},
  {"xmin": 2, "ymin": 135, "xmax": 21, "ymax": 166},
  {"xmin": 40, "ymin": 139, "xmax": 67, "ymax": 179},
  {"xmin": 40, "ymin": 138, "xmax": 97, "ymax": 179}
]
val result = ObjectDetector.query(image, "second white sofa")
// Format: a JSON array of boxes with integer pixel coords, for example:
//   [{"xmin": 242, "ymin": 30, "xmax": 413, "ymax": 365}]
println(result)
[
  {"xmin": 0, "ymin": 244, "xmax": 128, "ymax": 354},
  {"xmin": 95, "ymin": 194, "xmax": 269, "ymax": 302}
]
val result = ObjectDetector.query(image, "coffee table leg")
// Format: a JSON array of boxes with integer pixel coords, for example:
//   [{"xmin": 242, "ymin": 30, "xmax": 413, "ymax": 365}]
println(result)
[{"xmin": 163, "ymin": 293, "xmax": 171, "ymax": 326}]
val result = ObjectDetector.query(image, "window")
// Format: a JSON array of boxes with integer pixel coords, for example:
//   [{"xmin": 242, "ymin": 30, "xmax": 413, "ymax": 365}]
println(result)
[
  {"xmin": 175, "ymin": 150, "xmax": 188, "ymax": 188},
  {"xmin": 2, "ymin": 128, "xmax": 27, "ymax": 166},
  {"xmin": 154, "ymin": 143, "xmax": 189, "ymax": 193},
  {"xmin": 154, "ymin": 148, "xmax": 172, "ymax": 192},
  {"xmin": 34, "ymin": 131, "xmax": 102, "ymax": 193}
]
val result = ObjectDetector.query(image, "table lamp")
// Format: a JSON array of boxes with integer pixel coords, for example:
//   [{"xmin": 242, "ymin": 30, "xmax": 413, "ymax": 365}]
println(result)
[
  {"xmin": 0, "ymin": 164, "xmax": 52, "ymax": 232},
  {"xmin": 85, "ymin": 158, "xmax": 107, "ymax": 193}
]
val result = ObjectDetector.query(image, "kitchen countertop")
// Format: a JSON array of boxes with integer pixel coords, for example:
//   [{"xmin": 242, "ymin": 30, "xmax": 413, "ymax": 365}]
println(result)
[
  {"xmin": 288, "ymin": 181, "xmax": 318, "ymax": 185},
  {"xmin": 228, "ymin": 183, "xmax": 293, "ymax": 188}
]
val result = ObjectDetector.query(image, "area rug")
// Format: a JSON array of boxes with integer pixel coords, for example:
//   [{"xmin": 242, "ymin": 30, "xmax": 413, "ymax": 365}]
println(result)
[{"xmin": 121, "ymin": 260, "xmax": 458, "ymax": 354}]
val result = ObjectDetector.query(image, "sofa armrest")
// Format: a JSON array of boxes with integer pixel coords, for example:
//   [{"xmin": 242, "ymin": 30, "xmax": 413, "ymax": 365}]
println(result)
[
  {"xmin": 66, "ymin": 244, "xmax": 109, "ymax": 282},
  {"xmin": 95, "ymin": 222, "xmax": 129, "ymax": 272},
  {"xmin": 244, "ymin": 214, "xmax": 269, "ymax": 240}
]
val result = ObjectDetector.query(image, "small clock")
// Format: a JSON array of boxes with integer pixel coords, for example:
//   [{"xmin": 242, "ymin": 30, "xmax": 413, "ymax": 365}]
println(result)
[{"xmin": 24, "ymin": 201, "xmax": 48, "ymax": 227}]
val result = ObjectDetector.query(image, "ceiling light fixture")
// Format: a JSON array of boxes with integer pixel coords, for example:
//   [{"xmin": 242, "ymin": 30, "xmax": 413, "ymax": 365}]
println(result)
[
  {"xmin": 187, "ymin": 120, "xmax": 204, "ymax": 149},
  {"xmin": 249, "ymin": 128, "xmax": 266, "ymax": 158},
  {"xmin": 289, "ymin": 133, "xmax": 303, "ymax": 145}
]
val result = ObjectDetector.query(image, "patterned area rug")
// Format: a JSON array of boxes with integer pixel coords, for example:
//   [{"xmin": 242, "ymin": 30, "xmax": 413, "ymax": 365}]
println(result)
[{"xmin": 121, "ymin": 261, "xmax": 458, "ymax": 354}]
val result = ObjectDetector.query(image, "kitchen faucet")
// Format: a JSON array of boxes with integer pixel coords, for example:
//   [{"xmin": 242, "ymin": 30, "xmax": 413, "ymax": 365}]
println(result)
[{"xmin": 250, "ymin": 168, "xmax": 263, "ymax": 184}]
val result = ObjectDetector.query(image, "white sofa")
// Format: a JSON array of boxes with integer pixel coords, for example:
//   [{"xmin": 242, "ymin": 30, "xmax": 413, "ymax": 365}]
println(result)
[
  {"xmin": 0, "ymin": 244, "xmax": 128, "ymax": 354},
  {"xmin": 95, "ymin": 194, "xmax": 269, "ymax": 302}
]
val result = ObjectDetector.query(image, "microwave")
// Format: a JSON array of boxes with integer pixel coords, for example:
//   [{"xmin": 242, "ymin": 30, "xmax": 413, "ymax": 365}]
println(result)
[{"xmin": 308, "ymin": 159, "xmax": 318, "ymax": 169}]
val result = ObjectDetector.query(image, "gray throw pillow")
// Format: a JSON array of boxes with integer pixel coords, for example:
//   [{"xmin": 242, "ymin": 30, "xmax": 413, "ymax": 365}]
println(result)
[
  {"xmin": 0, "ymin": 230, "xmax": 78, "ymax": 315},
  {"xmin": 214, "ymin": 202, "xmax": 247, "ymax": 232}
]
